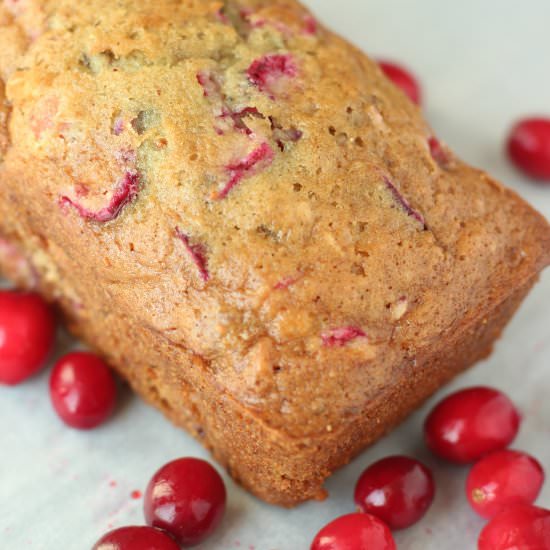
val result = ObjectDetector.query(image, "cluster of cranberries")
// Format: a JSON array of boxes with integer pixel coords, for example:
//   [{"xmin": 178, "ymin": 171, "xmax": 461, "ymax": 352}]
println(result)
[
  {"xmin": 0, "ymin": 289, "xmax": 227, "ymax": 548},
  {"xmin": 94, "ymin": 457, "xmax": 227, "ymax": 549},
  {"xmin": 379, "ymin": 60, "xmax": 550, "ymax": 182},
  {"xmin": 311, "ymin": 386, "xmax": 548, "ymax": 549},
  {"xmin": 0, "ymin": 290, "xmax": 117, "ymax": 428}
]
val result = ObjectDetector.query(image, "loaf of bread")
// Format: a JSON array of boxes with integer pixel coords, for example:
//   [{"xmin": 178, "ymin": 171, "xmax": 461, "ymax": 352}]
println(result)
[{"xmin": 1, "ymin": 0, "xmax": 549, "ymax": 507}]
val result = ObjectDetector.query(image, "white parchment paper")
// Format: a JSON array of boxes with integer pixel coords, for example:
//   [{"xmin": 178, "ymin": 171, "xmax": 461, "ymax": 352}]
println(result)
[{"xmin": 1, "ymin": 1, "xmax": 550, "ymax": 548}]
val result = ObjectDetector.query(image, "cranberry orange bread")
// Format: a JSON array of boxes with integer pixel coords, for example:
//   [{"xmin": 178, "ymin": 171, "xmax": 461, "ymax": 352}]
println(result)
[{"xmin": 0, "ymin": 0, "xmax": 549, "ymax": 506}]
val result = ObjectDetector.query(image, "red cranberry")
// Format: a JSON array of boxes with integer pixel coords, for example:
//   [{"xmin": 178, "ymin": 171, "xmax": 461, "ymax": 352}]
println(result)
[
  {"xmin": 311, "ymin": 513, "xmax": 396, "ymax": 550},
  {"xmin": 354, "ymin": 455, "xmax": 435, "ymax": 530},
  {"xmin": 92, "ymin": 526, "xmax": 180, "ymax": 550},
  {"xmin": 0, "ymin": 290, "xmax": 56, "ymax": 385},
  {"xmin": 378, "ymin": 61, "xmax": 421, "ymax": 105},
  {"xmin": 49, "ymin": 352, "xmax": 116, "ymax": 429},
  {"xmin": 144, "ymin": 457, "xmax": 226, "ymax": 546},
  {"xmin": 478, "ymin": 504, "xmax": 550, "ymax": 550},
  {"xmin": 507, "ymin": 117, "xmax": 550, "ymax": 180},
  {"xmin": 424, "ymin": 387, "xmax": 520, "ymax": 464},
  {"xmin": 467, "ymin": 449, "xmax": 545, "ymax": 519}
]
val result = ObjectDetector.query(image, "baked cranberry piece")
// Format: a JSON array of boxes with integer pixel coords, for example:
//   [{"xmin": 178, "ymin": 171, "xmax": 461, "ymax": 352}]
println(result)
[
  {"xmin": 60, "ymin": 171, "xmax": 141, "ymax": 223},
  {"xmin": 478, "ymin": 504, "xmax": 550, "ymax": 550},
  {"xmin": 467, "ymin": 449, "xmax": 544, "ymax": 519},
  {"xmin": 507, "ymin": 117, "xmax": 550, "ymax": 180},
  {"xmin": 92, "ymin": 526, "xmax": 179, "ymax": 550},
  {"xmin": 428, "ymin": 137, "xmax": 449, "ymax": 167},
  {"xmin": 384, "ymin": 176, "xmax": 427, "ymax": 228},
  {"xmin": 354, "ymin": 456, "xmax": 435, "ymax": 529},
  {"xmin": 424, "ymin": 387, "xmax": 520, "ymax": 464},
  {"xmin": 378, "ymin": 61, "xmax": 422, "ymax": 105},
  {"xmin": 247, "ymin": 54, "xmax": 297, "ymax": 97},
  {"xmin": 216, "ymin": 142, "xmax": 274, "ymax": 200},
  {"xmin": 144, "ymin": 457, "xmax": 226, "ymax": 546},
  {"xmin": 175, "ymin": 228, "xmax": 210, "ymax": 282},
  {"xmin": 311, "ymin": 513, "xmax": 396, "ymax": 550},
  {"xmin": 0, "ymin": 290, "xmax": 56, "ymax": 385},
  {"xmin": 322, "ymin": 326, "xmax": 366, "ymax": 347},
  {"xmin": 49, "ymin": 352, "xmax": 117, "ymax": 429},
  {"xmin": 303, "ymin": 15, "xmax": 318, "ymax": 35}
]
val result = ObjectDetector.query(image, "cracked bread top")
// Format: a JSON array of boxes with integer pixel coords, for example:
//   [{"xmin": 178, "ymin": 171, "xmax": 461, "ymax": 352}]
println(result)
[{"xmin": 0, "ymin": 0, "xmax": 549, "ymax": 437}]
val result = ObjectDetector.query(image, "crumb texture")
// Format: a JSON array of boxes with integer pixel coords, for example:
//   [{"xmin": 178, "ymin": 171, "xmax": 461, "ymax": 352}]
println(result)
[{"xmin": 0, "ymin": 0, "xmax": 549, "ymax": 506}]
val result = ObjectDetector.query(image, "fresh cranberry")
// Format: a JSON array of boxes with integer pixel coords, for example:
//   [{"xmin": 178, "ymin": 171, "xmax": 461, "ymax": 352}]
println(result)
[
  {"xmin": 0, "ymin": 290, "xmax": 56, "ymax": 385},
  {"xmin": 507, "ymin": 117, "xmax": 550, "ymax": 180},
  {"xmin": 354, "ymin": 455, "xmax": 435, "ymax": 530},
  {"xmin": 467, "ymin": 449, "xmax": 545, "ymax": 519},
  {"xmin": 424, "ymin": 387, "xmax": 520, "ymax": 464},
  {"xmin": 378, "ymin": 61, "xmax": 422, "ymax": 105},
  {"xmin": 144, "ymin": 457, "xmax": 226, "ymax": 546},
  {"xmin": 92, "ymin": 526, "xmax": 180, "ymax": 550},
  {"xmin": 478, "ymin": 504, "xmax": 550, "ymax": 550},
  {"xmin": 49, "ymin": 352, "xmax": 116, "ymax": 429},
  {"xmin": 311, "ymin": 513, "xmax": 396, "ymax": 550}
]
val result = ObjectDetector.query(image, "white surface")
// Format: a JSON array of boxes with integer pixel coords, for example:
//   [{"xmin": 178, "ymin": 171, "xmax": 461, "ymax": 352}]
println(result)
[{"xmin": 2, "ymin": 1, "xmax": 550, "ymax": 548}]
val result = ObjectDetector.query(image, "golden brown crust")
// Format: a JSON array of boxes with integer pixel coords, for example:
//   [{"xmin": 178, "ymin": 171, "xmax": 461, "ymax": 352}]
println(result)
[
  {"xmin": 0, "ymin": 0, "xmax": 549, "ymax": 505},
  {"xmin": 0, "ymin": 81, "xmax": 8, "ymax": 160}
]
